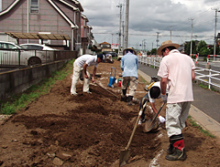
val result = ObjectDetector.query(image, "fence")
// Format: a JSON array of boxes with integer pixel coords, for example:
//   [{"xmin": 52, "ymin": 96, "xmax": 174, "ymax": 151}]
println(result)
[
  {"xmin": 138, "ymin": 55, "xmax": 162, "ymax": 68},
  {"xmin": 194, "ymin": 67, "xmax": 220, "ymax": 90},
  {"xmin": 138, "ymin": 55, "xmax": 220, "ymax": 91}
]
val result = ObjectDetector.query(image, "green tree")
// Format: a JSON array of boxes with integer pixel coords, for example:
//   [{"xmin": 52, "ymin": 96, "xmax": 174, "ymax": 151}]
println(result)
[
  {"xmin": 151, "ymin": 48, "xmax": 157, "ymax": 55},
  {"xmin": 197, "ymin": 40, "xmax": 210, "ymax": 56},
  {"xmin": 184, "ymin": 41, "xmax": 196, "ymax": 55}
]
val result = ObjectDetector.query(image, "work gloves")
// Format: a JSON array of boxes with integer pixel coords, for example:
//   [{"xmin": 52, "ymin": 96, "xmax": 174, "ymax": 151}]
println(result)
[
  {"xmin": 158, "ymin": 116, "xmax": 166, "ymax": 123},
  {"xmin": 161, "ymin": 94, "xmax": 167, "ymax": 103}
]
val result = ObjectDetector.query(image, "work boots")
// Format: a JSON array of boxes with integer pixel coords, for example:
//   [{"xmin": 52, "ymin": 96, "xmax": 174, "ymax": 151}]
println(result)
[
  {"xmin": 121, "ymin": 89, "xmax": 127, "ymax": 102},
  {"xmin": 127, "ymin": 96, "xmax": 135, "ymax": 106},
  {"xmin": 166, "ymin": 134, "xmax": 187, "ymax": 161},
  {"xmin": 167, "ymin": 143, "xmax": 175, "ymax": 154},
  {"xmin": 166, "ymin": 148, "xmax": 187, "ymax": 161}
]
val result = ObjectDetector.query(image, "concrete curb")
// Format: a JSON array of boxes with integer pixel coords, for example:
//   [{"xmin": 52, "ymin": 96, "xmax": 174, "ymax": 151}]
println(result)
[
  {"xmin": 138, "ymin": 70, "xmax": 220, "ymax": 139},
  {"xmin": 189, "ymin": 105, "xmax": 220, "ymax": 139}
]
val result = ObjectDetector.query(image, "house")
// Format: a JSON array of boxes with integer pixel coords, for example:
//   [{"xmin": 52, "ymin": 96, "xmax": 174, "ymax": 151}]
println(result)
[
  {"xmin": 0, "ymin": 0, "xmax": 93, "ymax": 52},
  {"xmin": 80, "ymin": 14, "xmax": 93, "ymax": 54}
]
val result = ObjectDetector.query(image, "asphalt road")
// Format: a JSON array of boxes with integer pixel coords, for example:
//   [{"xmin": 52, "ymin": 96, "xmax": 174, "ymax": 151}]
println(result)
[{"xmin": 138, "ymin": 63, "xmax": 220, "ymax": 123}]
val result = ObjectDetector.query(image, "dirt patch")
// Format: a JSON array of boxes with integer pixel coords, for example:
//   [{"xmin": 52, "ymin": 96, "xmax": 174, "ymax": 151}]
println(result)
[{"xmin": 0, "ymin": 60, "xmax": 220, "ymax": 167}]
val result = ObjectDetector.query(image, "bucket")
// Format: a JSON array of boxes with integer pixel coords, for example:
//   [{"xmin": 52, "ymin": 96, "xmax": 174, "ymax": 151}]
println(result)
[
  {"xmin": 118, "ymin": 80, "xmax": 122, "ymax": 87},
  {"xmin": 108, "ymin": 67, "xmax": 116, "ymax": 87}
]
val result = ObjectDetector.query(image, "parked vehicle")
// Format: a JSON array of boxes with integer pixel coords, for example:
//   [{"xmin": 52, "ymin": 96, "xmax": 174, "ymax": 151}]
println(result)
[
  {"xmin": 0, "ymin": 41, "xmax": 52, "ymax": 66},
  {"xmin": 117, "ymin": 51, "xmax": 123, "ymax": 61},
  {"xmin": 19, "ymin": 43, "xmax": 56, "ymax": 51},
  {"xmin": 108, "ymin": 52, "xmax": 118, "ymax": 57},
  {"xmin": 20, "ymin": 43, "xmax": 56, "ymax": 63}
]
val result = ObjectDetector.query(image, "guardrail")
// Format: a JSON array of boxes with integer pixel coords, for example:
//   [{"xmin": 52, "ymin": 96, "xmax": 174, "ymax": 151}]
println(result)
[
  {"xmin": 138, "ymin": 55, "xmax": 220, "ymax": 91},
  {"xmin": 138, "ymin": 55, "xmax": 162, "ymax": 68},
  {"xmin": 194, "ymin": 67, "xmax": 220, "ymax": 90}
]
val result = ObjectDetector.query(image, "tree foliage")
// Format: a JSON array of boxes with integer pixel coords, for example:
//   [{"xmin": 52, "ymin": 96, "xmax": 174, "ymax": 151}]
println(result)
[
  {"xmin": 197, "ymin": 40, "xmax": 210, "ymax": 56},
  {"xmin": 184, "ymin": 41, "xmax": 196, "ymax": 55}
]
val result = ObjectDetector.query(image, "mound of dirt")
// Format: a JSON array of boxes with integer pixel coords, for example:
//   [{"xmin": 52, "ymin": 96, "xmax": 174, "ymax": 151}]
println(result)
[{"xmin": 0, "ymin": 60, "xmax": 219, "ymax": 167}]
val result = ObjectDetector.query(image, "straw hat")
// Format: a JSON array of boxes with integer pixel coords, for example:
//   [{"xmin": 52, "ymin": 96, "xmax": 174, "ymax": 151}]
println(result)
[
  {"xmin": 123, "ymin": 47, "xmax": 136, "ymax": 55},
  {"xmin": 157, "ymin": 40, "xmax": 180, "ymax": 55}
]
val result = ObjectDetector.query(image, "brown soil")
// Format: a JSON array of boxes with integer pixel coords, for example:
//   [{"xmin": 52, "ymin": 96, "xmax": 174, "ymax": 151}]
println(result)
[{"xmin": 0, "ymin": 60, "xmax": 220, "ymax": 167}]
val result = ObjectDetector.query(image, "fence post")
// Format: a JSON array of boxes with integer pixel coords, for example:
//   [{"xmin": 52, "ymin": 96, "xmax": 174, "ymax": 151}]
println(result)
[
  {"xmin": 208, "ymin": 69, "xmax": 211, "ymax": 90},
  {"xmin": 154, "ymin": 57, "xmax": 156, "ymax": 68},
  {"xmin": 206, "ymin": 55, "xmax": 211, "ymax": 69},
  {"xmin": 195, "ymin": 54, "xmax": 198, "ymax": 65}
]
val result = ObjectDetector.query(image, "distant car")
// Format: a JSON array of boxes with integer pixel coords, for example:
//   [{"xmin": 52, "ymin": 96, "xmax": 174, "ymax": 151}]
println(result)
[
  {"xmin": 0, "ymin": 41, "xmax": 52, "ymax": 66},
  {"xmin": 117, "ymin": 51, "xmax": 123, "ymax": 61},
  {"xmin": 108, "ymin": 52, "xmax": 118, "ymax": 57}
]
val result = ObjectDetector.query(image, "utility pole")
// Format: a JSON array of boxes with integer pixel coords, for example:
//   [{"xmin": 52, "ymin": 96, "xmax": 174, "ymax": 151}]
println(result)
[
  {"xmin": 213, "ymin": 8, "xmax": 220, "ymax": 60},
  {"xmin": 124, "ymin": 0, "xmax": 129, "ymax": 49},
  {"xmin": 111, "ymin": 33, "xmax": 113, "ymax": 44},
  {"xmin": 156, "ymin": 32, "xmax": 160, "ymax": 48},
  {"xmin": 170, "ymin": 26, "xmax": 173, "ymax": 41},
  {"xmin": 117, "ymin": 4, "xmax": 122, "ymax": 52},
  {"xmin": 122, "ymin": 21, "xmax": 125, "ymax": 49},
  {"xmin": 189, "ymin": 18, "xmax": 194, "ymax": 56}
]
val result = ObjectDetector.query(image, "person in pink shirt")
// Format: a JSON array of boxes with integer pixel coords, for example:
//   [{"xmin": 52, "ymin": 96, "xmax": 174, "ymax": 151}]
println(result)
[{"xmin": 157, "ymin": 40, "xmax": 195, "ymax": 161}]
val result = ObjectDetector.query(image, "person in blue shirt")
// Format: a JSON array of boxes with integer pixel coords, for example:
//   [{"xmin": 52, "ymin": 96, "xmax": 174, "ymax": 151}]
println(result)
[{"xmin": 120, "ymin": 47, "xmax": 139, "ymax": 105}]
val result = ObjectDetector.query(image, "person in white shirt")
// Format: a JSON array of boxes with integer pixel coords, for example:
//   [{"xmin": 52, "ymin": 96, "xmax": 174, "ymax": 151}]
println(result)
[
  {"xmin": 139, "ymin": 81, "xmax": 168, "ymax": 125},
  {"xmin": 70, "ymin": 54, "xmax": 103, "ymax": 95},
  {"xmin": 157, "ymin": 40, "xmax": 195, "ymax": 161}
]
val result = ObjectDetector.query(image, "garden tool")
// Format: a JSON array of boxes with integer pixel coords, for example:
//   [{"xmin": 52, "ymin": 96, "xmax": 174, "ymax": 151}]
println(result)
[
  {"xmin": 143, "ymin": 102, "xmax": 165, "ymax": 133},
  {"xmin": 94, "ymin": 81, "xmax": 118, "ymax": 98},
  {"xmin": 119, "ymin": 99, "xmax": 146, "ymax": 167}
]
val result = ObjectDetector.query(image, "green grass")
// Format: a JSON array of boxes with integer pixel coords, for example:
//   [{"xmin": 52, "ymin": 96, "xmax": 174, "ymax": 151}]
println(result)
[
  {"xmin": 0, "ymin": 59, "xmax": 74, "ymax": 115},
  {"xmin": 138, "ymin": 75, "xmax": 148, "ymax": 84},
  {"xmin": 188, "ymin": 116, "xmax": 215, "ymax": 138},
  {"xmin": 198, "ymin": 83, "xmax": 218, "ymax": 92}
]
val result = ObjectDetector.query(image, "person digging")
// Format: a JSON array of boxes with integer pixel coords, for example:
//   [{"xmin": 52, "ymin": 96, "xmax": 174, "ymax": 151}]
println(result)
[
  {"xmin": 138, "ymin": 83, "xmax": 167, "ymax": 131},
  {"xmin": 120, "ymin": 47, "xmax": 139, "ymax": 106}
]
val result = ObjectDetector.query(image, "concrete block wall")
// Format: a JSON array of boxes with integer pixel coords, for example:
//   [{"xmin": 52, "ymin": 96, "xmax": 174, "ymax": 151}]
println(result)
[{"xmin": 0, "ymin": 60, "xmax": 67, "ymax": 101}]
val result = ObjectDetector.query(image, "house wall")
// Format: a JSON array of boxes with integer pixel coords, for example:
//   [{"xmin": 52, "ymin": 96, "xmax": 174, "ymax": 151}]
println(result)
[
  {"xmin": 0, "ymin": 0, "xmax": 80, "ymax": 48},
  {"xmin": 81, "ymin": 17, "xmax": 88, "ymax": 37}
]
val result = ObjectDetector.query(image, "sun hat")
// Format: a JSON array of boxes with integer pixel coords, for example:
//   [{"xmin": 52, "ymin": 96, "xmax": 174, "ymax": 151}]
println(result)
[
  {"xmin": 97, "ymin": 53, "xmax": 103, "ymax": 61},
  {"xmin": 157, "ymin": 40, "xmax": 180, "ymax": 55},
  {"xmin": 123, "ymin": 47, "xmax": 137, "ymax": 55}
]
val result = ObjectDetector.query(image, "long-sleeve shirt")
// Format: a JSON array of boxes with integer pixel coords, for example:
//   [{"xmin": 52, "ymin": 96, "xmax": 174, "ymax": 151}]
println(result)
[{"xmin": 121, "ymin": 52, "xmax": 138, "ymax": 78}]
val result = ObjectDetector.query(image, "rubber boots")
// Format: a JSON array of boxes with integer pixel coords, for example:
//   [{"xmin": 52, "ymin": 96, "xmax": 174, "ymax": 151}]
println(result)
[
  {"xmin": 121, "ymin": 89, "xmax": 127, "ymax": 102},
  {"xmin": 166, "ymin": 134, "xmax": 187, "ymax": 161},
  {"xmin": 127, "ymin": 96, "xmax": 134, "ymax": 106}
]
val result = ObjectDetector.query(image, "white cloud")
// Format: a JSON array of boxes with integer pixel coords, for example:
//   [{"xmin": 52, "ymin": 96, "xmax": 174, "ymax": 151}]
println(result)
[{"xmin": 79, "ymin": 0, "xmax": 220, "ymax": 50}]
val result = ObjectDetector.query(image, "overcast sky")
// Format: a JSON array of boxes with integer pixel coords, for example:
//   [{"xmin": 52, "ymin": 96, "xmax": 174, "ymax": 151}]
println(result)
[{"xmin": 79, "ymin": 0, "xmax": 220, "ymax": 50}]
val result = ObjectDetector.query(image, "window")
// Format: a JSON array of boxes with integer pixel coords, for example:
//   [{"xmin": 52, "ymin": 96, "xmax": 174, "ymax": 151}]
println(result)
[{"xmin": 30, "ymin": 0, "xmax": 39, "ymax": 13}]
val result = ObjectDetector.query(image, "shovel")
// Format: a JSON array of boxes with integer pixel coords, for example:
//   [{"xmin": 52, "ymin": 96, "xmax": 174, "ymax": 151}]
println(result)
[
  {"xmin": 143, "ymin": 102, "xmax": 165, "ymax": 133},
  {"xmin": 94, "ymin": 82, "xmax": 118, "ymax": 98},
  {"xmin": 119, "ymin": 100, "xmax": 147, "ymax": 167}
]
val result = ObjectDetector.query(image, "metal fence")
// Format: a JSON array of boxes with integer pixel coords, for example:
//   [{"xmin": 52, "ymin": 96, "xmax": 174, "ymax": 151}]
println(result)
[
  {"xmin": 0, "ymin": 49, "xmax": 77, "ymax": 68},
  {"xmin": 138, "ymin": 55, "xmax": 162, "ymax": 68},
  {"xmin": 138, "ymin": 55, "xmax": 220, "ymax": 91}
]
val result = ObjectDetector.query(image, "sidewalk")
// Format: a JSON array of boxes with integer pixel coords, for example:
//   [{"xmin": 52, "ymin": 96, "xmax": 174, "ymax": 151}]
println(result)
[{"xmin": 138, "ymin": 68, "xmax": 220, "ymax": 139}]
